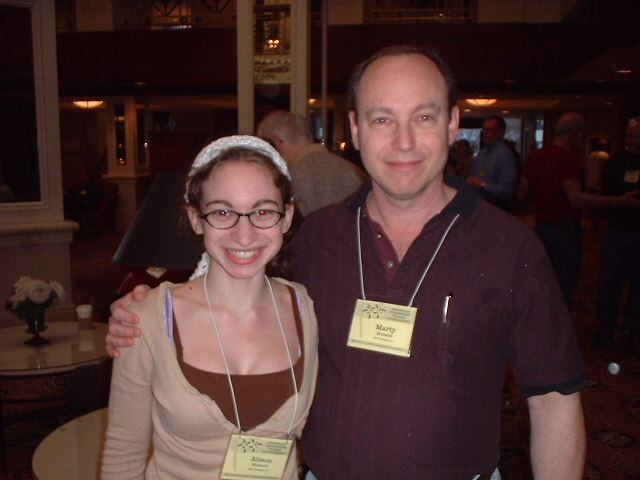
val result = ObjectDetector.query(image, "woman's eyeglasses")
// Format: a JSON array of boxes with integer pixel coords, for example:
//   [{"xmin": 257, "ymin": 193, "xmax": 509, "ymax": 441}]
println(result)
[{"xmin": 200, "ymin": 208, "xmax": 285, "ymax": 229}]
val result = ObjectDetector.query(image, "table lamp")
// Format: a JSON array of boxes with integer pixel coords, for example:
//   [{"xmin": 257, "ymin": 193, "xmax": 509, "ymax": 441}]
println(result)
[{"xmin": 112, "ymin": 172, "xmax": 204, "ymax": 293}]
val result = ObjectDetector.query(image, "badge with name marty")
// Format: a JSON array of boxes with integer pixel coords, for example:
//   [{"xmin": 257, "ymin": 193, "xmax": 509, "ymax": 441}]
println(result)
[{"xmin": 347, "ymin": 299, "xmax": 417, "ymax": 357}]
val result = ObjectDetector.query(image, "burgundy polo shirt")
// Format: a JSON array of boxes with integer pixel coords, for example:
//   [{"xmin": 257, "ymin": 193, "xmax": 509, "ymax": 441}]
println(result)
[{"xmin": 290, "ymin": 179, "xmax": 586, "ymax": 479}]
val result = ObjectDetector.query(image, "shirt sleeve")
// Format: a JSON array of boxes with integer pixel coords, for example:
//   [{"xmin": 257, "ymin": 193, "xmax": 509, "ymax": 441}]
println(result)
[
  {"xmin": 508, "ymin": 245, "xmax": 587, "ymax": 397},
  {"xmin": 101, "ymin": 306, "xmax": 155, "ymax": 479}
]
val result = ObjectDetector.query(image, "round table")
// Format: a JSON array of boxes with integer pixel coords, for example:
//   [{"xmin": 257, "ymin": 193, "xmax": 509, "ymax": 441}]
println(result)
[
  {"xmin": 0, "ymin": 321, "xmax": 109, "ymax": 375},
  {"xmin": 32, "ymin": 407, "xmax": 108, "ymax": 480},
  {"xmin": 0, "ymin": 321, "xmax": 109, "ymax": 473}
]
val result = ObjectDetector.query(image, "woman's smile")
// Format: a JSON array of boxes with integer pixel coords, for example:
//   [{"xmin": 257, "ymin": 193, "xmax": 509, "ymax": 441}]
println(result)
[{"xmin": 225, "ymin": 247, "xmax": 263, "ymax": 264}]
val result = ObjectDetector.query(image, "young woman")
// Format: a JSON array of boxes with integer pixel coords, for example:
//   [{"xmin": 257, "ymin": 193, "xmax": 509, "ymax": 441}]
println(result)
[{"xmin": 101, "ymin": 136, "xmax": 318, "ymax": 480}]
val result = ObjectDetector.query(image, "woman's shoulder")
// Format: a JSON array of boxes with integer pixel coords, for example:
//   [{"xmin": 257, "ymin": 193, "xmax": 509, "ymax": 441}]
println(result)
[
  {"xmin": 130, "ymin": 281, "xmax": 182, "ymax": 323},
  {"xmin": 270, "ymin": 277, "xmax": 310, "ymax": 298},
  {"xmin": 270, "ymin": 277, "xmax": 316, "ymax": 326}
]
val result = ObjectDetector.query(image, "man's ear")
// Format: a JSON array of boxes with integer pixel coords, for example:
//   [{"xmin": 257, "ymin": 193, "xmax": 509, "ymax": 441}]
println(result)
[
  {"xmin": 348, "ymin": 110, "xmax": 360, "ymax": 150},
  {"xmin": 448, "ymin": 106, "xmax": 460, "ymax": 146}
]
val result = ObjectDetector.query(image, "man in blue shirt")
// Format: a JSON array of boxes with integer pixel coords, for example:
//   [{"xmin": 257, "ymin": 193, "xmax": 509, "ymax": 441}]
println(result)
[{"xmin": 468, "ymin": 115, "xmax": 518, "ymax": 210}]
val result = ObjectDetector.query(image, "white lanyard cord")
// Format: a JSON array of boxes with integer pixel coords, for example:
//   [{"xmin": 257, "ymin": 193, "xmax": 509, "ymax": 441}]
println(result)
[
  {"xmin": 407, "ymin": 213, "xmax": 460, "ymax": 305},
  {"xmin": 356, "ymin": 206, "xmax": 366, "ymax": 300},
  {"xmin": 356, "ymin": 206, "xmax": 460, "ymax": 306},
  {"xmin": 203, "ymin": 271, "xmax": 299, "ymax": 434},
  {"xmin": 266, "ymin": 277, "xmax": 299, "ymax": 434}
]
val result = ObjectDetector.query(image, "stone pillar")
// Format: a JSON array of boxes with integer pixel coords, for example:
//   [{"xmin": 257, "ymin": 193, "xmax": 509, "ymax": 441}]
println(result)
[{"xmin": 0, "ymin": 0, "xmax": 76, "ymax": 324}]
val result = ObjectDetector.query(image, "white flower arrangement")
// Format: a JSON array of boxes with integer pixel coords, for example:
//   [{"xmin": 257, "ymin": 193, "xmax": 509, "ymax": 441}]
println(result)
[{"xmin": 5, "ymin": 276, "xmax": 65, "ymax": 319}]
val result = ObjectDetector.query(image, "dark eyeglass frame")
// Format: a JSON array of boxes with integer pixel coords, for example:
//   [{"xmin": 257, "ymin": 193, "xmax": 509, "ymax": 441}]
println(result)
[{"xmin": 199, "ymin": 208, "xmax": 286, "ymax": 229}]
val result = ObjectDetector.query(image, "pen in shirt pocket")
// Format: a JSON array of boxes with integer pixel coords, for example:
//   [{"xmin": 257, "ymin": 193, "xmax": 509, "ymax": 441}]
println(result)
[{"xmin": 442, "ymin": 293, "xmax": 454, "ymax": 324}]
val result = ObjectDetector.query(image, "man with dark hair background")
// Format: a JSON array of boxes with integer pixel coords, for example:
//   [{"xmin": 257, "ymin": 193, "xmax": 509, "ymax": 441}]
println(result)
[{"xmin": 468, "ymin": 114, "xmax": 518, "ymax": 210}]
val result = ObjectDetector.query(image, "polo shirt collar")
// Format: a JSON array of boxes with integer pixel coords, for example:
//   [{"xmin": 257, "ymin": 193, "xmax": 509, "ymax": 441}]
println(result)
[{"xmin": 347, "ymin": 175, "xmax": 478, "ymax": 219}]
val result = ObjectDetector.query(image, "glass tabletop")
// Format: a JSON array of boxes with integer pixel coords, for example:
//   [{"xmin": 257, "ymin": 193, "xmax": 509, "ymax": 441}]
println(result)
[
  {"xmin": 32, "ymin": 407, "xmax": 108, "ymax": 480},
  {"xmin": 0, "ymin": 321, "xmax": 109, "ymax": 375}
]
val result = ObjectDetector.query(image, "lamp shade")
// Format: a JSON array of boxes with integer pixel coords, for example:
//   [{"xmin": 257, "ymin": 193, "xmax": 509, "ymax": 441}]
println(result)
[{"xmin": 113, "ymin": 172, "xmax": 203, "ymax": 270}]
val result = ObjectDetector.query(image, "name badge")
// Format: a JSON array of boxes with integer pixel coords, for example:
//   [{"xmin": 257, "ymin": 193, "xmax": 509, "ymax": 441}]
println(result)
[
  {"xmin": 623, "ymin": 170, "xmax": 640, "ymax": 184},
  {"xmin": 347, "ymin": 299, "xmax": 417, "ymax": 357},
  {"xmin": 221, "ymin": 433, "xmax": 293, "ymax": 480}
]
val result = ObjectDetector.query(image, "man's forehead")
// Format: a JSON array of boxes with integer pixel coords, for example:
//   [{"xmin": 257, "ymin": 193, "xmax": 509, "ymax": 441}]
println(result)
[
  {"xmin": 363, "ymin": 53, "xmax": 439, "ymax": 80},
  {"xmin": 357, "ymin": 55, "xmax": 447, "ymax": 102}
]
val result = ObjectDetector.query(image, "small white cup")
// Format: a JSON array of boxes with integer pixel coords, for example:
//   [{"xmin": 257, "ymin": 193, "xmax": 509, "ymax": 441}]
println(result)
[{"xmin": 76, "ymin": 304, "xmax": 93, "ymax": 329}]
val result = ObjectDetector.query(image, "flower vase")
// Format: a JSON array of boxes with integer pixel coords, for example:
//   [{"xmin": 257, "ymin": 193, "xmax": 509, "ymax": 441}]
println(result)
[{"xmin": 24, "ymin": 309, "xmax": 51, "ymax": 346}]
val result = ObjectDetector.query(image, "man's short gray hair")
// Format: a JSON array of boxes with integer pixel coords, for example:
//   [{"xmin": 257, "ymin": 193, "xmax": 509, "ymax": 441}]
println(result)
[{"xmin": 257, "ymin": 110, "xmax": 314, "ymax": 143}]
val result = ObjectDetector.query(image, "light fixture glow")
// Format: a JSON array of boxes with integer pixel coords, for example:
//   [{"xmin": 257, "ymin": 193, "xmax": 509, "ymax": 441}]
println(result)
[
  {"xmin": 73, "ymin": 100, "xmax": 104, "ymax": 109},
  {"xmin": 465, "ymin": 98, "xmax": 497, "ymax": 107}
]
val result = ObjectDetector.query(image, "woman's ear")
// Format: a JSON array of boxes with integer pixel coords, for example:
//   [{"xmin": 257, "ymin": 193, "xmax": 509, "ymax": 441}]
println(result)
[
  {"xmin": 282, "ymin": 203, "xmax": 294, "ymax": 234},
  {"xmin": 187, "ymin": 205, "xmax": 204, "ymax": 235}
]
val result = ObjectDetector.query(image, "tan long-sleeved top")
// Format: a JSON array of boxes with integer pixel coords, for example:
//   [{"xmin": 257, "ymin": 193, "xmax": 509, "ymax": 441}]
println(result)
[{"xmin": 101, "ymin": 279, "xmax": 318, "ymax": 480}]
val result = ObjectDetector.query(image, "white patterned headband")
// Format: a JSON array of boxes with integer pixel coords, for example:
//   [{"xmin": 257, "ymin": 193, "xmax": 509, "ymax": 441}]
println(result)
[
  {"xmin": 185, "ymin": 135, "xmax": 291, "ymax": 280},
  {"xmin": 184, "ymin": 135, "xmax": 290, "ymax": 202}
]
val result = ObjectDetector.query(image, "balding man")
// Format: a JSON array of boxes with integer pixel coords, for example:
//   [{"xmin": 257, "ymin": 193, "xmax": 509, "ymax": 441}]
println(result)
[
  {"xmin": 257, "ymin": 111, "xmax": 368, "ymax": 217},
  {"xmin": 519, "ymin": 113, "xmax": 640, "ymax": 306}
]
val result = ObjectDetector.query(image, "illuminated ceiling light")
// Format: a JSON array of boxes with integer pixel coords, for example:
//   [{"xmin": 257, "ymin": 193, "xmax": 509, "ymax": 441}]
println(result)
[
  {"xmin": 463, "ymin": 108, "xmax": 472, "ymax": 112},
  {"xmin": 73, "ymin": 100, "xmax": 104, "ymax": 109},
  {"xmin": 465, "ymin": 98, "xmax": 497, "ymax": 107},
  {"xmin": 267, "ymin": 38, "xmax": 280, "ymax": 49}
]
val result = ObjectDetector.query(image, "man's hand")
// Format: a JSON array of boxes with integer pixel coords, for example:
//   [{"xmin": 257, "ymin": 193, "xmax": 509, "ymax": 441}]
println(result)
[{"xmin": 105, "ymin": 284, "xmax": 151, "ymax": 358}]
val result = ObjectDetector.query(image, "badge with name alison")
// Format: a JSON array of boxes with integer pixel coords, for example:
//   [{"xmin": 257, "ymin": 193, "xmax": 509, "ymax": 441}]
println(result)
[
  {"xmin": 220, "ymin": 433, "xmax": 294, "ymax": 480},
  {"xmin": 347, "ymin": 299, "xmax": 417, "ymax": 357}
]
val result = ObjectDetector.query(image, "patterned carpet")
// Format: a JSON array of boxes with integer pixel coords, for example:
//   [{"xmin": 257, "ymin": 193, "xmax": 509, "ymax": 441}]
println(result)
[{"xmin": 1, "ymin": 224, "xmax": 638, "ymax": 479}]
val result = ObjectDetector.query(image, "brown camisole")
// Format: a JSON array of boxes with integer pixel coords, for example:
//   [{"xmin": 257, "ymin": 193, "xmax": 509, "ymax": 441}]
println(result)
[{"xmin": 173, "ymin": 286, "xmax": 304, "ymax": 430}]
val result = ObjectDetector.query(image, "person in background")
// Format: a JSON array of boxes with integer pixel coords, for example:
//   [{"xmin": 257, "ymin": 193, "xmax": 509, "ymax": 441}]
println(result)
[
  {"xmin": 519, "ymin": 113, "xmax": 640, "ymax": 307},
  {"xmin": 257, "ymin": 110, "xmax": 368, "ymax": 218},
  {"xmin": 448, "ymin": 138, "xmax": 474, "ymax": 178},
  {"xmin": 584, "ymin": 138, "xmax": 610, "ymax": 232},
  {"xmin": 586, "ymin": 138, "xmax": 610, "ymax": 194},
  {"xmin": 467, "ymin": 114, "xmax": 518, "ymax": 210},
  {"xmin": 106, "ymin": 46, "xmax": 587, "ymax": 479},
  {"xmin": 101, "ymin": 136, "xmax": 318, "ymax": 480},
  {"xmin": 592, "ymin": 116, "xmax": 640, "ymax": 350}
]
